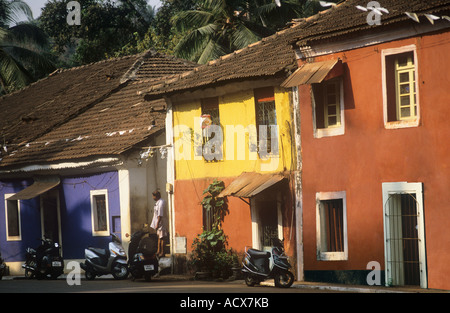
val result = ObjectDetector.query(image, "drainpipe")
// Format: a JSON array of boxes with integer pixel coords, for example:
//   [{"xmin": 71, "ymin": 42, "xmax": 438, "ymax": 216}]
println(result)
[
  {"xmin": 118, "ymin": 168, "xmax": 131, "ymax": 253},
  {"xmin": 165, "ymin": 96, "xmax": 176, "ymax": 274},
  {"xmin": 292, "ymin": 86, "xmax": 304, "ymax": 281}
]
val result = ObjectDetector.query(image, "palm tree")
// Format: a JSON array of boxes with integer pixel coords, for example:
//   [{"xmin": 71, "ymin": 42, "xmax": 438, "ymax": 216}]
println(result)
[
  {"xmin": 0, "ymin": 0, "xmax": 55, "ymax": 95},
  {"xmin": 251, "ymin": 0, "xmax": 315, "ymax": 30},
  {"xmin": 172, "ymin": 0, "xmax": 329, "ymax": 64},
  {"xmin": 172, "ymin": 0, "xmax": 273, "ymax": 64}
]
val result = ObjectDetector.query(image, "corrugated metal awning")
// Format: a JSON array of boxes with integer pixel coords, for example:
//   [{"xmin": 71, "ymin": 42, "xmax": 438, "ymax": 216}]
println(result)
[
  {"xmin": 281, "ymin": 59, "xmax": 342, "ymax": 87},
  {"xmin": 7, "ymin": 176, "xmax": 60, "ymax": 200},
  {"xmin": 218, "ymin": 172, "xmax": 286, "ymax": 198}
]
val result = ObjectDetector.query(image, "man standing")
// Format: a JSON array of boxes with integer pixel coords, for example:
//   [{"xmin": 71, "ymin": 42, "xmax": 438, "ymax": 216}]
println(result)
[{"xmin": 150, "ymin": 191, "xmax": 168, "ymax": 257}]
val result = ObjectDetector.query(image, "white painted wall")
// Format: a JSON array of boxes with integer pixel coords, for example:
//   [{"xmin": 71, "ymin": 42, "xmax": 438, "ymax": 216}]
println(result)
[{"xmin": 118, "ymin": 132, "xmax": 168, "ymax": 239}]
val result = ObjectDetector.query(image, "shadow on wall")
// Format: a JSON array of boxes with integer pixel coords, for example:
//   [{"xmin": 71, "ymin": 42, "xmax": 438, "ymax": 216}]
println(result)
[
  {"xmin": 60, "ymin": 173, "xmax": 121, "ymax": 260},
  {"xmin": 0, "ymin": 179, "xmax": 41, "ymax": 262}
]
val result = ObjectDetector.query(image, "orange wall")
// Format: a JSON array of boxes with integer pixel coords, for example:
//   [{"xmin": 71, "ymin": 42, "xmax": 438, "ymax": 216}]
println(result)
[
  {"xmin": 173, "ymin": 177, "xmax": 253, "ymax": 254},
  {"xmin": 299, "ymin": 32, "xmax": 450, "ymax": 289},
  {"xmin": 173, "ymin": 175, "xmax": 297, "ymax": 261}
]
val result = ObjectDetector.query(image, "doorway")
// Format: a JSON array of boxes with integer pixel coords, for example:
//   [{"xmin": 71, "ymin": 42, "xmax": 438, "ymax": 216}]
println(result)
[
  {"xmin": 382, "ymin": 182, "xmax": 427, "ymax": 288},
  {"xmin": 250, "ymin": 190, "xmax": 282, "ymax": 251},
  {"xmin": 40, "ymin": 190, "xmax": 62, "ymax": 246}
]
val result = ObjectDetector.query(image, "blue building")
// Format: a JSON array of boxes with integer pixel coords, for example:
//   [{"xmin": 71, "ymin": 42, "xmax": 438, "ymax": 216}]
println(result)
[{"xmin": 0, "ymin": 51, "xmax": 197, "ymax": 274}]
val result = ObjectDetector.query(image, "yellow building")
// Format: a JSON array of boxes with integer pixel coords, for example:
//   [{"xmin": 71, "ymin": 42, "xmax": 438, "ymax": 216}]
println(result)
[
  {"xmin": 172, "ymin": 87, "xmax": 295, "ymax": 180},
  {"xmin": 142, "ymin": 25, "xmax": 302, "ymax": 275}
]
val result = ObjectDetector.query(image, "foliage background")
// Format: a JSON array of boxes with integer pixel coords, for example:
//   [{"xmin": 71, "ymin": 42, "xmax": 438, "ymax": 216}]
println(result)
[{"xmin": 0, "ymin": 0, "xmax": 336, "ymax": 94}]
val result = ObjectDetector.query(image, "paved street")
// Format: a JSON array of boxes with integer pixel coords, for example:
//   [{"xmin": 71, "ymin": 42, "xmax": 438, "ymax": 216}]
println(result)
[
  {"xmin": 0, "ymin": 276, "xmax": 344, "ymax": 294},
  {"xmin": 0, "ymin": 276, "xmax": 348, "ymax": 294}
]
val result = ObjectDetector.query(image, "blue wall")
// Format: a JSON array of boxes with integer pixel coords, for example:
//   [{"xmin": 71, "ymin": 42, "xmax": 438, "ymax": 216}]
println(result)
[
  {"xmin": 0, "ymin": 171, "xmax": 121, "ymax": 262},
  {"xmin": 0, "ymin": 178, "xmax": 41, "ymax": 261}
]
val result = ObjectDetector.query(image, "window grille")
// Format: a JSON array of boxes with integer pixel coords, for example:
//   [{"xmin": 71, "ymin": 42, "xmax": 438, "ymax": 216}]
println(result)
[
  {"xmin": 320, "ymin": 199, "xmax": 344, "ymax": 252},
  {"xmin": 385, "ymin": 193, "xmax": 420, "ymax": 286},
  {"xmin": 255, "ymin": 87, "xmax": 278, "ymax": 155},
  {"xmin": 201, "ymin": 97, "xmax": 222, "ymax": 161},
  {"xmin": 93, "ymin": 195, "xmax": 107, "ymax": 232}
]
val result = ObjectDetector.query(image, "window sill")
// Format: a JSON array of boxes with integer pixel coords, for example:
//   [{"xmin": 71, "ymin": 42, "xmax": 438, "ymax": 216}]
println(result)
[
  {"xmin": 314, "ymin": 126, "xmax": 345, "ymax": 138},
  {"xmin": 6, "ymin": 236, "xmax": 21, "ymax": 242},
  {"xmin": 384, "ymin": 118, "xmax": 419, "ymax": 129},
  {"xmin": 92, "ymin": 231, "xmax": 110, "ymax": 237},
  {"xmin": 317, "ymin": 251, "xmax": 348, "ymax": 261}
]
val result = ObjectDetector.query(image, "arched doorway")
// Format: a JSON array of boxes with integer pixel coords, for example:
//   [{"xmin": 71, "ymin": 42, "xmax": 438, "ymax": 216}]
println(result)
[{"xmin": 382, "ymin": 182, "xmax": 427, "ymax": 288}]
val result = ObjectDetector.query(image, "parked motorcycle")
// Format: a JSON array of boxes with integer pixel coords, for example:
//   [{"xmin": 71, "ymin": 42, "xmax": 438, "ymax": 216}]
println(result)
[
  {"xmin": 242, "ymin": 238, "xmax": 294, "ymax": 288},
  {"xmin": 22, "ymin": 237, "xmax": 64, "ymax": 280},
  {"xmin": 128, "ymin": 230, "xmax": 159, "ymax": 281},
  {"xmin": 80, "ymin": 233, "xmax": 128, "ymax": 280},
  {"xmin": 0, "ymin": 251, "xmax": 7, "ymax": 280}
]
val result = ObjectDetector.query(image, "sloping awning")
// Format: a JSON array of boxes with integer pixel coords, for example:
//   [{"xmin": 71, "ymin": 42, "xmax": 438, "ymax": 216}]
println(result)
[
  {"xmin": 281, "ymin": 59, "xmax": 343, "ymax": 87},
  {"xmin": 218, "ymin": 172, "xmax": 286, "ymax": 198},
  {"xmin": 7, "ymin": 176, "xmax": 60, "ymax": 200}
]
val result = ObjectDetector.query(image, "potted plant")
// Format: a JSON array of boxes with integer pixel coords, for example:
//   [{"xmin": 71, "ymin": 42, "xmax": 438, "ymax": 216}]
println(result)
[{"xmin": 190, "ymin": 180, "xmax": 237, "ymax": 280}]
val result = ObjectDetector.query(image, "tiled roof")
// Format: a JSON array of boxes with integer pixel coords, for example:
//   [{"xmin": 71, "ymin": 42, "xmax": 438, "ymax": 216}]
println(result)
[
  {"xmin": 141, "ymin": 25, "xmax": 300, "ymax": 98},
  {"xmin": 0, "ymin": 54, "xmax": 141, "ymax": 147},
  {"xmin": 142, "ymin": 0, "xmax": 450, "ymax": 98},
  {"xmin": 0, "ymin": 51, "xmax": 198, "ymax": 169},
  {"xmin": 293, "ymin": 0, "xmax": 450, "ymax": 47}
]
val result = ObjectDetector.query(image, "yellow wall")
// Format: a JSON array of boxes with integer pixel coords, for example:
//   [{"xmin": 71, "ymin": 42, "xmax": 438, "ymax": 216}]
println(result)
[{"xmin": 172, "ymin": 87, "xmax": 295, "ymax": 180}]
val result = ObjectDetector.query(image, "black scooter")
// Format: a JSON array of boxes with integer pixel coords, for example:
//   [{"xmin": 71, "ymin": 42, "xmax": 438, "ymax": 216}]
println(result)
[
  {"xmin": 128, "ymin": 230, "xmax": 159, "ymax": 281},
  {"xmin": 242, "ymin": 238, "xmax": 294, "ymax": 288},
  {"xmin": 22, "ymin": 237, "xmax": 64, "ymax": 280},
  {"xmin": 0, "ymin": 251, "xmax": 7, "ymax": 280}
]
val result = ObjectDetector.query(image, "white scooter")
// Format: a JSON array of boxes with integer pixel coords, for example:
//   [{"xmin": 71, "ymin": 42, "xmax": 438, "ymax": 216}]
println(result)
[{"xmin": 80, "ymin": 234, "xmax": 128, "ymax": 280}]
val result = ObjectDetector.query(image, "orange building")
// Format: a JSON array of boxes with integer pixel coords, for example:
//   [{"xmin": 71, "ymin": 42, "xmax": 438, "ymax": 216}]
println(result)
[
  {"xmin": 283, "ymin": 0, "xmax": 450, "ymax": 289},
  {"xmin": 143, "ymin": 24, "xmax": 301, "ymax": 275}
]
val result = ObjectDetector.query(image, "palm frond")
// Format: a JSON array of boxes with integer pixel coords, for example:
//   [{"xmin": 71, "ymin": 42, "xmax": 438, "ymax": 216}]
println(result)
[
  {"xmin": 172, "ymin": 10, "xmax": 213, "ymax": 32},
  {"xmin": 3, "ymin": 44, "xmax": 55, "ymax": 73},
  {"xmin": 2, "ymin": 0, "xmax": 34, "ymax": 27},
  {"xmin": 174, "ymin": 24, "xmax": 218, "ymax": 61},
  {"xmin": 197, "ymin": 37, "xmax": 228, "ymax": 64},
  {"xmin": 0, "ymin": 48, "xmax": 32, "ymax": 90},
  {"xmin": 231, "ymin": 22, "xmax": 262, "ymax": 49},
  {"xmin": 8, "ymin": 23, "xmax": 50, "ymax": 48}
]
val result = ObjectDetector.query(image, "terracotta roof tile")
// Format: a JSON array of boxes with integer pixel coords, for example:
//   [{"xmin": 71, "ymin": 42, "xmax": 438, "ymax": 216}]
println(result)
[
  {"xmin": 0, "ymin": 51, "xmax": 198, "ymax": 168},
  {"xmin": 293, "ymin": 0, "xmax": 450, "ymax": 47},
  {"xmin": 141, "ymin": 28, "xmax": 300, "ymax": 98},
  {"xmin": 142, "ymin": 0, "xmax": 450, "ymax": 98}
]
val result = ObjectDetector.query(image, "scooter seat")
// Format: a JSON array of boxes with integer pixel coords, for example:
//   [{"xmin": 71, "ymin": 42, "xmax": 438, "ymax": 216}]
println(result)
[
  {"xmin": 88, "ymin": 247, "xmax": 109, "ymax": 257},
  {"xmin": 247, "ymin": 249, "xmax": 270, "ymax": 258}
]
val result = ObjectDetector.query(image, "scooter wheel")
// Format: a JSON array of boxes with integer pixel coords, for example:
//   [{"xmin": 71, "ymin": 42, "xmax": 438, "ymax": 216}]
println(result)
[
  {"xmin": 144, "ymin": 272, "xmax": 152, "ymax": 282},
  {"xmin": 244, "ymin": 274, "xmax": 257, "ymax": 287},
  {"xmin": 85, "ymin": 270, "xmax": 96, "ymax": 280},
  {"xmin": 274, "ymin": 271, "xmax": 294, "ymax": 288},
  {"xmin": 24, "ymin": 269, "xmax": 34, "ymax": 279},
  {"xmin": 112, "ymin": 263, "xmax": 129, "ymax": 280}
]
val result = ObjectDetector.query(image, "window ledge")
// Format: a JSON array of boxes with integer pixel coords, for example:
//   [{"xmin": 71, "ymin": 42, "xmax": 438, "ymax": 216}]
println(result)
[
  {"xmin": 6, "ymin": 236, "xmax": 21, "ymax": 242},
  {"xmin": 314, "ymin": 126, "xmax": 345, "ymax": 138},
  {"xmin": 384, "ymin": 118, "xmax": 419, "ymax": 129},
  {"xmin": 317, "ymin": 252, "xmax": 348, "ymax": 261}
]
